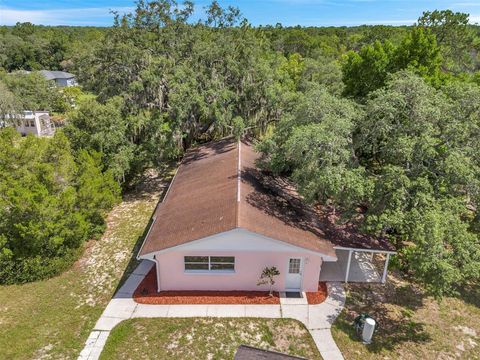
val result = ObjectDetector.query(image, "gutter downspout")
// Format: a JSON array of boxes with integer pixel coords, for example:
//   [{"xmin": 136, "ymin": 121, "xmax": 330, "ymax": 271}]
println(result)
[
  {"xmin": 154, "ymin": 255, "xmax": 161, "ymax": 293},
  {"xmin": 381, "ymin": 253, "xmax": 391, "ymax": 284},
  {"xmin": 345, "ymin": 249, "xmax": 353, "ymax": 283}
]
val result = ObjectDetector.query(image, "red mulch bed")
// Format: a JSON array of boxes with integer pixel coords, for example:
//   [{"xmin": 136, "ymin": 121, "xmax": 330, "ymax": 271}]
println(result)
[
  {"xmin": 133, "ymin": 268, "xmax": 280, "ymax": 304},
  {"xmin": 306, "ymin": 282, "xmax": 328, "ymax": 304}
]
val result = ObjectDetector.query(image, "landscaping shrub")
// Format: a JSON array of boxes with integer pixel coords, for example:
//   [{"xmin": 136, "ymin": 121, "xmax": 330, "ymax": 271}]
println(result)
[
  {"xmin": 0, "ymin": 249, "xmax": 81, "ymax": 284},
  {"xmin": 0, "ymin": 128, "xmax": 120, "ymax": 284}
]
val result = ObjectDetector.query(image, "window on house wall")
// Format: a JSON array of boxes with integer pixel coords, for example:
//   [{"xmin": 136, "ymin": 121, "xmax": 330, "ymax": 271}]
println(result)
[
  {"xmin": 288, "ymin": 258, "xmax": 301, "ymax": 274},
  {"xmin": 184, "ymin": 256, "xmax": 235, "ymax": 272},
  {"xmin": 184, "ymin": 256, "xmax": 209, "ymax": 271}
]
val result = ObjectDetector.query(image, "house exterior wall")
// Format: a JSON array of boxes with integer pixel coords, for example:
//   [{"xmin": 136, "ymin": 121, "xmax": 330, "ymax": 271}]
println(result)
[
  {"xmin": 15, "ymin": 118, "xmax": 40, "ymax": 136},
  {"xmin": 142, "ymin": 229, "xmax": 333, "ymax": 292},
  {"xmin": 155, "ymin": 250, "xmax": 322, "ymax": 292},
  {"xmin": 14, "ymin": 111, "xmax": 54, "ymax": 137}
]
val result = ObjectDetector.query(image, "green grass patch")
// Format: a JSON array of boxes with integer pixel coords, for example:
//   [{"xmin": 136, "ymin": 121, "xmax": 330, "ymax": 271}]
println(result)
[
  {"xmin": 331, "ymin": 276, "xmax": 480, "ymax": 359},
  {"xmin": 0, "ymin": 173, "xmax": 168, "ymax": 359},
  {"xmin": 100, "ymin": 318, "xmax": 322, "ymax": 360}
]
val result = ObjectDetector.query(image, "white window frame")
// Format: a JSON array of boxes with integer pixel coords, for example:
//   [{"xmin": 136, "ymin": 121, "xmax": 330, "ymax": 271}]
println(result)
[
  {"xmin": 288, "ymin": 258, "xmax": 301, "ymax": 274},
  {"xmin": 184, "ymin": 256, "xmax": 235, "ymax": 274}
]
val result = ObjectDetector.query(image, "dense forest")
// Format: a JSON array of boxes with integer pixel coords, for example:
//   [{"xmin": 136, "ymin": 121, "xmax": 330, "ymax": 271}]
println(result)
[{"xmin": 0, "ymin": 1, "xmax": 479, "ymax": 297}]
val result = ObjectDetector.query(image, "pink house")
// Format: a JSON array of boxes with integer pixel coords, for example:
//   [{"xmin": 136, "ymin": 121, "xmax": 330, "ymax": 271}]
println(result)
[{"xmin": 138, "ymin": 138, "xmax": 395, "ymax": 293}]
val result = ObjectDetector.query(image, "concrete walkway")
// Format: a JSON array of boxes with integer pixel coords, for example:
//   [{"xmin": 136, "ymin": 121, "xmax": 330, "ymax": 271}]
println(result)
[{"xmin": 79, "ymin": 261, "xmax": 346, "ymax": 360}]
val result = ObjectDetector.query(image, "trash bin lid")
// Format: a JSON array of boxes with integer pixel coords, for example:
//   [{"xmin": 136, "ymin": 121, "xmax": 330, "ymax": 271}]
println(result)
[{"xmin": 365, "ymin": 318, "xmax": 376, "ymax": 325}]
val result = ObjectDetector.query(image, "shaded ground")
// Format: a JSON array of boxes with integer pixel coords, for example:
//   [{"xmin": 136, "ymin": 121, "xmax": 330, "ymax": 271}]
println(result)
[
  {"xmin": 0, "ymin": 170, "xmax": 170, "ymax": 359},
  {"xmin": 100, "ymin": 318, "xmax": 322, "ymax": 360},
  {"xmin": 331, "ymin": 272, "xmax": 480, "ymax": 360}
]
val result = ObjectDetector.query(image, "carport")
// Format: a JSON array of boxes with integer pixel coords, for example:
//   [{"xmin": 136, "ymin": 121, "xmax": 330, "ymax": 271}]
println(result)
[{"xmin": 320, "ymin": 247, "xmax": 396, "ymax": 283}]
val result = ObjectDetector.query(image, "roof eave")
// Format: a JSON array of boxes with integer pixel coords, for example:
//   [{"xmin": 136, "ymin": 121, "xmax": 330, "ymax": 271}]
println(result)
[
  {"xmin": 333, "ymin": 245, "xmax": 397, "ymax": 254},
  {"xmin": 138, "ymin": 227, "xmax": 338, "ymax": 261}
]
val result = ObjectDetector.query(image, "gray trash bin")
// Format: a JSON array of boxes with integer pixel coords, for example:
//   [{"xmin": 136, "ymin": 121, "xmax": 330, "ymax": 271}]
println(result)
[{"xmin": 362, "ymin": 318, "xmax": 376, "ymax": 344}]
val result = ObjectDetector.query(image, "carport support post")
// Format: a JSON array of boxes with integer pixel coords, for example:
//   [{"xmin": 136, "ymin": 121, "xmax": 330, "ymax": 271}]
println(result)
[
  {"xmin": 381, "ymin": 253, "xmax": 391, "ymax": 283},
  {"xmin": 345, "ymin": 249, "xmax": 353, "ymax": 283},
  {"xmin": 154, "ymin": 255, "xmax": 161, "ymax": 293}
]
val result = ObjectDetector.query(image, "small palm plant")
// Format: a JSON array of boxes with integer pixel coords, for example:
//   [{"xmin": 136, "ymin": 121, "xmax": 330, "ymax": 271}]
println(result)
[{"xmin": 257, "ymin": 266, "xmax": 280, "ymax": 296}]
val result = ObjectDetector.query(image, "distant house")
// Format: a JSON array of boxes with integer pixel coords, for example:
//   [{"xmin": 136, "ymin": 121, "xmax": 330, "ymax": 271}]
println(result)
[
  {"xmin": 11, "ymin": 70, "xmax": 77, "ymax": 87},
  {"xmin": 137, "ymin": 138, "xmax": 396, "ymax": 293},
  {"xmin": 14, "ymin": 111, "xmax": 55, "ymax": 137},
  {"xmin": 39, "ymin": 70, "xmax": 77, "ymax": 87}
]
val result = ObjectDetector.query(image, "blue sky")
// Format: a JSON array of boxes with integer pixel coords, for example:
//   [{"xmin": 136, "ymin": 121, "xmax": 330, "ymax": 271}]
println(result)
[{"xmin": 1, "ymin": 0, "xmax": 479, "ymax": 27}]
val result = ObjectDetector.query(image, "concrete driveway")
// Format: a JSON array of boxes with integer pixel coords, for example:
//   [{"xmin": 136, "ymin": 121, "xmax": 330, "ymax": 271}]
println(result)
[{"xmin": 320, "ymin": 249, "xmax": 381, "ymax": 282}]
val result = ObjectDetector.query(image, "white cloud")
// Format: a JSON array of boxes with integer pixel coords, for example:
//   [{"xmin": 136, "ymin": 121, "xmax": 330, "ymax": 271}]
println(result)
[
  {"xmin": 470, "ymin": 15, "xmax": 480, "ymax": 23},
  {"xmin": 452, "ymin": 2, "xmax": 480, "ymax": 7},
  {"xmin": 1, "ymin": 3, "xmax": 475, "ymax": 27},
  {"xmin": 350, "ymin": 19, "xmax": 416, "ymax": 25},
  {"xmin": 263, "ymin": 0, "xmax": 338, "ymax": 5},
  {"xmin": 297, "ymin": 18, "xmax": 416, "ymax": 26},
  {"xmin": 0, "ymin": 6, "xmax": 134, "ymax": 26}
]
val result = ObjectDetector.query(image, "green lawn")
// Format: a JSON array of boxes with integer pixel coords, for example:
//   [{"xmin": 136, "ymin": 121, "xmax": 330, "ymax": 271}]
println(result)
[
  {"xmin": 0, "ymin": 173, "xmax": 168, "ymax": 359},
  {"xmin": 2, "ymin": 169, "xmax": 479, "ymax": 360},
  {"xmin": 332, "ymin": 275, "xmax": 480, "ymax": 360},
  {"xmin": 100, "ymin": 318, "xmax": 322, "ymax": 360}
]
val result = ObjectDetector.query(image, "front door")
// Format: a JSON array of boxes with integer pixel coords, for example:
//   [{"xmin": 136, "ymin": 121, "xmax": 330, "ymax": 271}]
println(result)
[{"xmin": 285, "ymin": 257, "xmax": 303, "ymax": 291}]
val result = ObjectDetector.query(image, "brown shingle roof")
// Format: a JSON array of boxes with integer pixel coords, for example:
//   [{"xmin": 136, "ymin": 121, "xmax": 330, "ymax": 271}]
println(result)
[
  {"xmin": 138, "ymin": 137, "xmax": 394, "ymax": 257},
  {"xmin": 139, "ymin": 138, "xmax": 238, "ymax": 256},
  {"xmin": 238, "ymin": 139, "xmax": 335, "ymax": 256}
]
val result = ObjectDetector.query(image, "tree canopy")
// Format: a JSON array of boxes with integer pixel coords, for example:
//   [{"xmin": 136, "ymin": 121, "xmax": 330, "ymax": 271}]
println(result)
[
  {"xmin": 259, "ymin": 71, "xmax": 480, "ymax": 297},
  {"xmin": 0, "ymin": 129, "xmax": 120, "ymax": 283},
  {"xmin": 0, "ymin": 2, "xmax": 479, "ymax": 295},
  {"xmin": 418, "ymin": 9, "xmax": 478, "ymax": 73},
  {"xmin": 0, "ymin": 71, "xmax": 69, "ymax": 113}
]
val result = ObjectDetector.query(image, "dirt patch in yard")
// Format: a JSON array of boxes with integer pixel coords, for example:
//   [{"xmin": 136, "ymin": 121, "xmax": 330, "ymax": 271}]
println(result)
[
  {"xmin": 133, "ymin": 268, "xmax": 280, "ymax": 304},
  {"xmin": 71, "ymin": 171, "xmax": 168, "ymax": 308},
  {"xmin": 331, "ymin": 272, "xmax": 480, "ymax": 360}
]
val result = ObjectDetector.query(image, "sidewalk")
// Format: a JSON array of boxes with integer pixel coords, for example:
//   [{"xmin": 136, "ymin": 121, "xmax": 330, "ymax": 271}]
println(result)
[{"xmin": 79, "ymin": 261, "xmax": 346, "ymax": 360}]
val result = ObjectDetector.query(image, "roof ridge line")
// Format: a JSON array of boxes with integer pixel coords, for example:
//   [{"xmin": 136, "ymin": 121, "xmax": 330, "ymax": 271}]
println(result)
[{"xmin": 235, "ymin": 139, "xmax": 241, "ymax": 228}]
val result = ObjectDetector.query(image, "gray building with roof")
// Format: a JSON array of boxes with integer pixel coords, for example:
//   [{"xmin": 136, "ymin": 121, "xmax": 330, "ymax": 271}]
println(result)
[{"xmin": 39, "ymin": 70, "xmax": 77, "ymax": 87}]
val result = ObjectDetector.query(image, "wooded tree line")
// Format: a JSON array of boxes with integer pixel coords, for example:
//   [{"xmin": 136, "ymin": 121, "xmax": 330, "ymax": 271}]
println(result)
[
  {"xmin": 0, "ymin": 71, "xmax": 73, "ymax": 115},
  {"xmin": 0, "ymin": 129, "xmax": 120, "ymax": 283},
  {"xmin": 0, "ymin": 23, "xmax": 104, "ymax": 71},
  {"xmin": 0, "ymin": 2, "xmax": 479, "ymax": 295}
]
